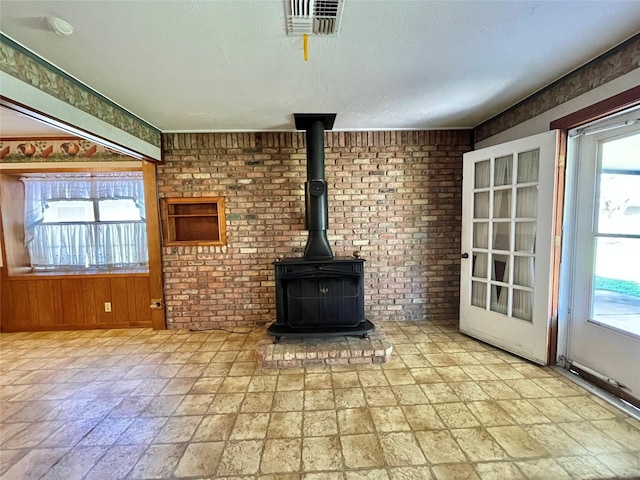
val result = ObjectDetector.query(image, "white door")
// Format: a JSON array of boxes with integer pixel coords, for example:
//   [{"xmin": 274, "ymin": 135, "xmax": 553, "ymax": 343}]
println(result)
[
  {"xmin": 460, "ymin": 131, "xmax": 559, "ymax": 365},
  {"xmin": 562, "ymin": 110, "xmax": 640, "ymax": 398}
]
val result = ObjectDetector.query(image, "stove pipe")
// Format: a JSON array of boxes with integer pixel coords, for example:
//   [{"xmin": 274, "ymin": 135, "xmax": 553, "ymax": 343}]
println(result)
[{"xmin": 294, "ymin": 113, "xmax": 336, "ymax": 261}]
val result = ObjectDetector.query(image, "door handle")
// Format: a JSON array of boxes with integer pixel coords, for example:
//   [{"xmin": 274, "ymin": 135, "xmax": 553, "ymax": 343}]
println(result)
[{"xmin": 461, "ymin": 253, "xmax": 469, "ymax": 259}]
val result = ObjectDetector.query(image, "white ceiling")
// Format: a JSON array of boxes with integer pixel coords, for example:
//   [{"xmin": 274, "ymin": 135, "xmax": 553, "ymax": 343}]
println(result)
[
  {"xmin": 0, "ymin": 106, "xmax": 72, "ymax": 137},
  {"xmin": 1, "ymin": 1, "xmax": 639, "ymax": 132}
]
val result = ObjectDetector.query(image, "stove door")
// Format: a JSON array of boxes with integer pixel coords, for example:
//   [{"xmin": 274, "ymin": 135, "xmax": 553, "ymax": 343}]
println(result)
[{"xmin": 286, "ymin": 276, "xmax": 364, "ymax": 328}]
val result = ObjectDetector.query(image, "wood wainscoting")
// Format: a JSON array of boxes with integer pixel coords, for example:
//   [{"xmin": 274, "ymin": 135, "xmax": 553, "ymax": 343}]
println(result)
[
  {"xmin": 0, "ymin": 271, "xmax": 152, "ymax": 331},
  {"xmin": 0, "ymin": 160, "xmax": 165, "ymax": 332}
]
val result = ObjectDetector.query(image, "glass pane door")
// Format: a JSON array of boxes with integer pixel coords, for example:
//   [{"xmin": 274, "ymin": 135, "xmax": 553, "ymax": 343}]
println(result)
[
  {"xmin": 562, "ymin": 109, "xmax": 640, "ymax": 400},
  {"xmin": 460, "ymin": 130, "xmax": 557, "ymax": 365}
]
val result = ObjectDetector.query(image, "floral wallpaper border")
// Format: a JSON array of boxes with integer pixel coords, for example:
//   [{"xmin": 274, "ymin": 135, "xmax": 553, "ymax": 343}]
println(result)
[
  {"xmin": 0, "ymin": 138, "xmax": 135, "ymax": 163},
  {"xmin": 0, "ymin": 34, "xmax": 161, "ymax": 149},
  {"xmin": 475, "ymin": 34, "xmax": 640, "ymax": 143}
]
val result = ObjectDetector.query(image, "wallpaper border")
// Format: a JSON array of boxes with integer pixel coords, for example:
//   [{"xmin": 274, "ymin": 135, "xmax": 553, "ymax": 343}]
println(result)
[
  {"xmin": 475, "ymin": 33, "xmax": 640, "ymax": 142},
  {"xmin": 0, "ymin": 33, "xmax": 161, "ymax": 148}
]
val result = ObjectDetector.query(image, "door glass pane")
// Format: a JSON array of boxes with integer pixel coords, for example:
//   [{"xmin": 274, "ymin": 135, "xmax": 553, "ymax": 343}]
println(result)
[
  {"xmin": 490, "ymin": 284, "xmax": 509, "ymax": 314},
  {"xmin": 471, "ymin": 281, "xmax": 487, "ymax": 308},
  {"xmin": 475, "ymin": 160, "xmax": 490, "ymax": 188},
  {"xmin": 515, "ymin": 222, "xmax": 536, "ymax": 253},
  {"xmin": 493, "ymin": 189, "xmax": 511, "ymax": 218},
  {"xmin": 514, "ymin": 256, "xmax": 534, "ymax": 288},
  {"xmin": 473, "ymin": 222, "xmax": 488, "ymax": 249},
  {"xmin": 517, "ymin": 149, "xmax": 539, "ymax": 183},
  {"xmin": 493, "ymin": 222, "xmax": 510, "ymax": 251},
  {"xmin": 591, "ymin": 235, "xmax": 640, "ymax": 337},
  {"xmin": 596, "ymin": 133, "xmax": 640, "ymax": 235},
  {"xmin": 494, "ymin": 155, "xmax": 513, "ymax": 186},
  {"xmin": 516, "ymin": 187, "xmax": 538, "ymax": 218},
  {"xmin": 472, "ymin": 252, "xmax": 488, "ymax": 278},
  {"xmin": 491, "ymin": 254, "xmax": 510, "ymax": 283},
  {"xmin": 513, "ymin": 289, "xmax": 533, "ymax": 321},
  {"xmin": 474, "ymin": 192, "xmax": 489, "ymax": 219},
  {"xmin": 589, "ymin": 132, "xmax": 640, "ymax": 336}
]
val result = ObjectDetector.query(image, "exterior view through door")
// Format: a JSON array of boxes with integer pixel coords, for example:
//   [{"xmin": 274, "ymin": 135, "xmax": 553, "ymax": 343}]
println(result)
[{"xmin": 460, "ymin": 131, "xmax": 559, "ymax": 365}]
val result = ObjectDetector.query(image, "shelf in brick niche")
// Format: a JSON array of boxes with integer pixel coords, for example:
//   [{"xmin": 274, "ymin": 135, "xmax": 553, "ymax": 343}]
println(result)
[{"xmin": 161, "ymin": 197, "xmax": 227, "ymax": 246}]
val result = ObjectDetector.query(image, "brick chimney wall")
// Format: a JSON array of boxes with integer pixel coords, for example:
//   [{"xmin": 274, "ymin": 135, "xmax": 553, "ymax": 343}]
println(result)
[{"xmin": 159, "ymin": 130, "xmax": 472, "ymax": 330}]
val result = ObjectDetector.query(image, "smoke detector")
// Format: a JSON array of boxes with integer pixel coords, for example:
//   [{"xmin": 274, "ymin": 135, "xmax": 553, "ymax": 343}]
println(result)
[
  {"xmin": 46, "ymin": 16, "xmax": 74, "ymax": 36},
  {"xmin": 285, "ymin": 0, "xmax": 344, "ymax": 36}
]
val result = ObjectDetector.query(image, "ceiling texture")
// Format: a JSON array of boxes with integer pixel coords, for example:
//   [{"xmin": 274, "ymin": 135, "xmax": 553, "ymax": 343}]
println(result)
[{"xmin": 0, "ymin": 0, "xmax": 639, "ymax": 133}]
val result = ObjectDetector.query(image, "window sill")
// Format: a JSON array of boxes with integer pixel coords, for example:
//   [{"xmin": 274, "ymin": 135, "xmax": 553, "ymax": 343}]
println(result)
[{"xmin": 6, "ymin": 267, "xmax": 149, "ymax": 279}]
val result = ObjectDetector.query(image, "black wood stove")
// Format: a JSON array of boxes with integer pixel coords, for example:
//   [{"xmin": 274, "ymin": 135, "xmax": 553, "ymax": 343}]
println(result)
[{"xmin": 267, "ymin": 113, "xmax": 375, "ymax": 341}]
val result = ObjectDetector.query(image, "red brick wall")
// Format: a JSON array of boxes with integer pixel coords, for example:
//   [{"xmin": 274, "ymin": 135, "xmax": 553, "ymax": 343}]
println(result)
[{"xmin": 159, "ymin": 130, "xmax": 472, "ymax": 330}]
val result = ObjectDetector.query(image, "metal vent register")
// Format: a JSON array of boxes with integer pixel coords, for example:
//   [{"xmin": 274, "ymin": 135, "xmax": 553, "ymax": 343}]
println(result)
[{"xmin": 285, "ymin": 0, "xmax": 344, "ymax": 35}]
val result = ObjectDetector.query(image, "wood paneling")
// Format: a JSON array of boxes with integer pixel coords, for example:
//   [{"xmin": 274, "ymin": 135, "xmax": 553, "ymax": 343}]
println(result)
[
  {"xmin": 0, "ymin": 174, "xmax": 31, "ymax": 274},
  {"xmin": 0, "ymin": 274, "xmax": 153, "ymax": 331},
  {"xmin": 143, "ymin": 161, "xmax": 166, "ymax": 330},
  {"xmin": 35, "ymin": 280, "xmax": 57, "ymax": 326}
]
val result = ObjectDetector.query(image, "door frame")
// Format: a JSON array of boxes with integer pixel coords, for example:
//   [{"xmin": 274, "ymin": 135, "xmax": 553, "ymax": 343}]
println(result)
[
  {"xmin": 143, "ymin": 160, "xmax": 166, "ymax": 330},
  {"xmin": 557, "ymin": 111, "xmax": 640, "ymax": 406},
  {"xmin": 550, "ymin": 86, "xmax": 640, "ymax": 366},
  {"xmin": 549, "ymin": 88, "xmax": 640, "ymax": 409}
]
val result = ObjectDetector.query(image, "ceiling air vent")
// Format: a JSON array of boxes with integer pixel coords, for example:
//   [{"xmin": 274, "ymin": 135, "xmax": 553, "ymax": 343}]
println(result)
[{"xmin": 285, "ymin": 0, "xmax": 344, "ymax": 36}]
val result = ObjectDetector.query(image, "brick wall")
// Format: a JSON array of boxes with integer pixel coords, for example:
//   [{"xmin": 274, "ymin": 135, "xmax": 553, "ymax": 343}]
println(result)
[{"xmin": 159, "ymin": 130, "xmax": 472, "ymax": 330}]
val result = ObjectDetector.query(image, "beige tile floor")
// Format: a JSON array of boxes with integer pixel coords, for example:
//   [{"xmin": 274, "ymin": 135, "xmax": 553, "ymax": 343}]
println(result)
[{"xmin": 1, "ymin": 320, "xmax": 639, "ymax": 480}]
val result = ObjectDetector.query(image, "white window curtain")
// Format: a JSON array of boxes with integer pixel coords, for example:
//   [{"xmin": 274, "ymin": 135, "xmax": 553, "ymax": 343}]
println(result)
[
  {"xmin": 28, "ymin": 223, "xmax": 95, "ymax": 268},
  {"xmin": 23, "ymin": 174, "xmax": 145, "ymax": 243},
  {"xmin": 95, "ymin": 223, "xmax": 148, "ymax": 265},
  {"xmin": 21, "ymin": 174, "xmax": 148, "ymax": 269}
]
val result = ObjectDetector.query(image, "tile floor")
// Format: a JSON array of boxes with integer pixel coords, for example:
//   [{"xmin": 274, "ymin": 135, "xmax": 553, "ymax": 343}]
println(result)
[{"xmin": 1, "ymin": 320, "xmax": 639, "ymax": 480}]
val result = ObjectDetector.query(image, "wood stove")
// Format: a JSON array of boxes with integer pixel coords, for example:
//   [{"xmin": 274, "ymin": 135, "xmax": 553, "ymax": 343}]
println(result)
[{"xmin": 267, "ymin": 114, "xmax": 374, "ymax": 341}]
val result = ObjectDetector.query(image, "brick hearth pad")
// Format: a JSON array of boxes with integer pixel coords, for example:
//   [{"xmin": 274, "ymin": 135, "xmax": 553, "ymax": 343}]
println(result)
[{"xmin": 256, "ymin": 322, "xmax": 393, "ymax": 368}]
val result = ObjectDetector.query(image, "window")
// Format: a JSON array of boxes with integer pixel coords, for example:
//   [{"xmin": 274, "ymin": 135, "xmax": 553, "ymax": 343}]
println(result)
[
  {"xmin": 22, "ymin": 173, "xmax": 148, "ymax": 271},
  {"xmin": 98, "ymin": 199, "xmax": 142, "ymax": 221},
  {"xmin": 43, "ymin": 200, "xmax": 95, "ymax": 223}
]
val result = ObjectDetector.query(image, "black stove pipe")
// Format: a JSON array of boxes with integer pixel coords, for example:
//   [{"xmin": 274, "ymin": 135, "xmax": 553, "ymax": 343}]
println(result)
[{"xmin": 294, "ymin": 113, "xmax": 336, "ymax": 260}]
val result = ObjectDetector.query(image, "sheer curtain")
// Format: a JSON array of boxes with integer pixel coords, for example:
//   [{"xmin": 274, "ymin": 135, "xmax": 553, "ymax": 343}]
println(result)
[
  {"xmin": 472, "ymin": 161, "xmax": 491, "ymax": 307},
  {"xmin": 512, "ymin": 149, "xmax": 540, "ymax": 320},
  {"xmin": 28, "ymin": 224, "xmax": 95, "ymax": 267},
  {"xmin": 96, "ymin": 223, "xmax": 148, "ymax": 265},
  {"xmin": 23, "ymin": 174, "xmax": 145, "ymax": 242},
  {"xmin": 22, "ymin": 174, "xmax": 148, "ymax": 269},
  {"xmin": 491, "ymin": 157, "xmax": 511, "ymax": 314}
]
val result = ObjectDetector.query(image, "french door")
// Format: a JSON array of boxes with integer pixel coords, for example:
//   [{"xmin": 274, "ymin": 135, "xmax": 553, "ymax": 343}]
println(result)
[
  {"xmin": 460, "ymin": 131, "xmax": 559, "ymax": 364},
  {"xmin": 562, "ymin": 110, "xmax": 640, "ymax": 399}
]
